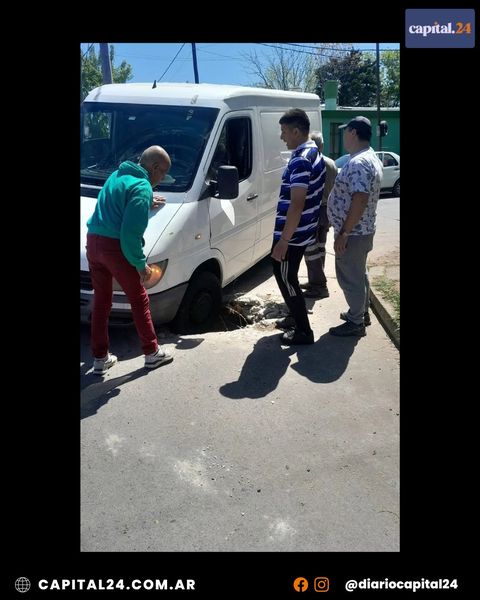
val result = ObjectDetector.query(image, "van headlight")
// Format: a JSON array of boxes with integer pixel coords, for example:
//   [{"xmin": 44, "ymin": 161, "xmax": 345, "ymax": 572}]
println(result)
[
  {"xmin": 112, "ymin": 259, "xmax": 168, "ymax": 291},
  {"xmin": 143, "ymin": 259, "xmax": 168, "ymax": 289}
]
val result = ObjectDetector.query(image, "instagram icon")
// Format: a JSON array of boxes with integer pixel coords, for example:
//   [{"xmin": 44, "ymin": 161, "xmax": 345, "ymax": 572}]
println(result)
[{"xmin": 314, "ymin": 577, "xmax": 330, "ymax": 592}]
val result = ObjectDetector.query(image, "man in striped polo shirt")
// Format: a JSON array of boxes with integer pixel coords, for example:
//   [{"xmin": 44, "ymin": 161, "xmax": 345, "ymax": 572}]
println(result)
[{"xmin": 271, "ymin": 108, "xmax": 326, "ymax": 345}]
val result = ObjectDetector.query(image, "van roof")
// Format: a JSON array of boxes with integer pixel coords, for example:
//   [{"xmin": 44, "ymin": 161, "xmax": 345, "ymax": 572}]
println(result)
[{"xmin": 84, "ymin": 82, "xmax": 321, "ymax": 109}]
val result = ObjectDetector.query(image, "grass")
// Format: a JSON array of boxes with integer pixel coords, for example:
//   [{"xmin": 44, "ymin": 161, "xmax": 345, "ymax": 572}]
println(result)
[{"xmin": 372, "ymin": 274, "xmax": 400, "ymax": 329}]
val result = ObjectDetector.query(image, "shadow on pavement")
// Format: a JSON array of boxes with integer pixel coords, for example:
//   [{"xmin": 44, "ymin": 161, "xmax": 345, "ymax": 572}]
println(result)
[
  {"xmin": 220, "ymin": 335, "xmax": 296, "ymax": 399},
  {"xmin": 291, "ymin": 332, "xmax": 360, "ymax": 383},
  {"xmin": 81, "ymin": 325, "xmax": 204, "ymax": 383},
  {"xmin": 219, "ymin": 330, "xmax": 361, "ymax": 399},
  {"xmin": 80, "ymin": 367, "xmax": 149, "ymax": 420}
]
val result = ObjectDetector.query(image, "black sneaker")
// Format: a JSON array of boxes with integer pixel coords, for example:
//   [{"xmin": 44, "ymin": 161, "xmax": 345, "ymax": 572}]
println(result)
[
  {"xmin": 281, "ymin": 328, "xmax": 314, "ymax": 345},
  {"xmin": 275, "ymin": 315, "xmax": 296, "ymax": 329},
  {"xmin": 340, "ymin": 311, "xmax": 371, "ymax": 326},
  {"xmin": 329, "ymin": 321, "xmax": 366, "ymax": 337},
  {"xmin": 303, "ymin": 286, "xmax": 329, "ymax": 299}
]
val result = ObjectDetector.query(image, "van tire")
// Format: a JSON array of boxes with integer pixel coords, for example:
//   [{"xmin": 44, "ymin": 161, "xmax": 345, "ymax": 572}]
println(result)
[
  {"xmin": 171, "ymin": 271, "xmax": 222, "ymax": 333},
  {"xmin": 392, "ymin": 178, "xmax": 400, "ymax": 197}
]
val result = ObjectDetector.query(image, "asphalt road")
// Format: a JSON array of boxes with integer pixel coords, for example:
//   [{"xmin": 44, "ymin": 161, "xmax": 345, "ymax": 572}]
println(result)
[{"xmin": 80, "ymin": 202, "xmax": 400, "ymax": 552}]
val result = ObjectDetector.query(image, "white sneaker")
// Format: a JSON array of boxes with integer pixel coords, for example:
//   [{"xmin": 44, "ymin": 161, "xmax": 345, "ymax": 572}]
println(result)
[
  {"xmin": 144, "ymin": 346, "xmax": 173, "ymax": 370},
  {"xmin": 93, "ymin": 352, "xmax": 118, "ymax": 375}
]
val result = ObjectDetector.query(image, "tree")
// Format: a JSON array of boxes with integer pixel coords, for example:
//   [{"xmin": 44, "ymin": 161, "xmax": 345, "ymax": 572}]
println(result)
[
  {"xmin": 241, "ymin": 46, "xmax": 315, "ymax": 91},
  {"xmin": 380, "ymin": 50, "xmax": 400, "ymax": 107},
  {"xmin": 81, "ymin": 44, "xmax": 133, "ymax": 102},
  {"xmin": 241, "ymin": 44, "xmax": 353, "ymax": 92},
  {"xmin": 314, "ymin": 50, "xmax": 377, "ymax": 107}
]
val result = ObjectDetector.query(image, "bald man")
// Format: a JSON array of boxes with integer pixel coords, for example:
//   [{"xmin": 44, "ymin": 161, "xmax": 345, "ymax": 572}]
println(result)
[{"xmin": 86, "ymin": 146, "xmax": 173, "ymax": 374}]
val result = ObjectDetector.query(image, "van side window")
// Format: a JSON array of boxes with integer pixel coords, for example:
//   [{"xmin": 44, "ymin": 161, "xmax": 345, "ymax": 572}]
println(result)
[
  {"xmin": 208, "ymin": 117, "xmax": 252, "ymax": 182},
  {"xmin": 208, "ymin": 129, "xmax": 228, "ymax": 180}
]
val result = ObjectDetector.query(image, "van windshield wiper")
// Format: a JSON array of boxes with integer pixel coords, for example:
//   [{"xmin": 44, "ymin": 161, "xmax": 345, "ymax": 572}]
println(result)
[{"xmin": 81, "ymin": 167, "xmax": 114, "ymax": 178}]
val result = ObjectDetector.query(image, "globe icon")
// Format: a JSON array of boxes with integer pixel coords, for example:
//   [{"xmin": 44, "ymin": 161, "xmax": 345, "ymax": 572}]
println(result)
[{"xmin": 15, "ymin": 578, "xmax": 31, "ymax": 593}]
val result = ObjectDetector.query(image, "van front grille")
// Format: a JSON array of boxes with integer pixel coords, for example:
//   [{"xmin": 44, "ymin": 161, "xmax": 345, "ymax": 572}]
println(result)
[
  {"xmin": 80, "ymin": 271, "xmax": 92, "ymax": 290},
  {"xmin": 81, "ymin": 184, "xmax": 101, "ymax": 198}
]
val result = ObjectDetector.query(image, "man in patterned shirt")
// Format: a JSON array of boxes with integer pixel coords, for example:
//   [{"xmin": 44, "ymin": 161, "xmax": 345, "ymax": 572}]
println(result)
[
  {"xmin": 272, "ymin": 108, "xmax": 326, "ymax": 345},
  {"xmin": 327, "ymin": 116, "xmax": 383, "ymax": 337}
]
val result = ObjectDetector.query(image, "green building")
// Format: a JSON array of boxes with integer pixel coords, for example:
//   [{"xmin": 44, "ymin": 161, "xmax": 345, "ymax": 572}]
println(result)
[{"xmin": 320, "ymin": 80, "xmax": 400, "ymax": 159}]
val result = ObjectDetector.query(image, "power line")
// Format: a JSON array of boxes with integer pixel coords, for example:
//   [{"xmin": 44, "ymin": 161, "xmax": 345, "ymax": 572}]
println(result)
[
  {"xmin": 258, "ymin": 42, "xmax": 320, "ymax": 56},
  {"xmin": 279, "ymin": 42, "xmax": 399, "ymax": 52},
  {"xmin": 197, "ymin": 48, "xmax": 244, "ymax": 60},
  {"xmin": 257, "ymin": 42, "xmax": 398, "ymax": 56},
  {"xmin": 81, "ymin": 43, "xmax": 95, "ymax": 59},
  {"xmin": 156, "ymin": 43, "xmax": 186, "ymax": 82},
  {"xmin": 257, "ymin": 42, "xmax": 350, "ymax": 58}
]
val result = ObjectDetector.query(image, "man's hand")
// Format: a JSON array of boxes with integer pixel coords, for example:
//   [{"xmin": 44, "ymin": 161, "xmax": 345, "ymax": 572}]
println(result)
[
  {"xmin": 334, "ymin": 234, "xmax": 348, "ymax": 256},
  {"xmin": 139, "ymin": 265, "xmax": 152, "ymax": 284},
  {"xmin": 151, "ymin": 194, "xmax": 166, "ymax": 209},
  {"xmin": 271, "ymin": 238, "xmax": 289, "ymax": 262}
]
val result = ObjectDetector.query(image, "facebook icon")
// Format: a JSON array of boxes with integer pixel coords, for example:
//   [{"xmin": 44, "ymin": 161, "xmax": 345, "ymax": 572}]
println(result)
[{"xmin": 293, "ymin": 577, "xmax": 309, "ymax": 592}]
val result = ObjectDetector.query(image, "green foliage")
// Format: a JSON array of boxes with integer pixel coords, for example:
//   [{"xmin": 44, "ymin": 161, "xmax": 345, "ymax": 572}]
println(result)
[
  {"xmin": 315, "ymin": 50, "xmax": 377, "ymax": 106},
  {"xmin": 380, "ymin": 50, "xmax": 400, "ymax": 107},
  {"xmin": 81, "ymin": 45, "xmax": 133, "ymax": 102},
  {"xmin": 336, "ymin": 50, "xmax": 399, "ymax": 107},
  {"xmin": 372, "ymin": 274, "xmax": 400, "ymax": 326},
  {"xmin": 241, "ymin": 45, "xmax": 399, "ymax": 108}
]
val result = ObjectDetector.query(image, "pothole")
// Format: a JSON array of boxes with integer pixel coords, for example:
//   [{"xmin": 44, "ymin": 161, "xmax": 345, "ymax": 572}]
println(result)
[{"xmin": 211, "ymin": 293, "xmax": 288, "ymax": 331}]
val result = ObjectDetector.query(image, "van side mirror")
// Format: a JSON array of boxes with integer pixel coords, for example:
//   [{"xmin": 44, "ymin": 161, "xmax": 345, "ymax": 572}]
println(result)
[{"xmin": 216, "ymin": 165, "xmax": 239, "ymax": 199}]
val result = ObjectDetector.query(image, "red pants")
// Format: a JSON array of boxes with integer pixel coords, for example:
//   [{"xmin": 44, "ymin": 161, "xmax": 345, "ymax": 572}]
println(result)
[{"xmin": 86, "ymin": 234, "xmax": 158, "ymax": 358}]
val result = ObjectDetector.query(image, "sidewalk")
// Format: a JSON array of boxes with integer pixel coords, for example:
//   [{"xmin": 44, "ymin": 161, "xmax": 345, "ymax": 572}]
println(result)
[{"xmin": 367, "ymin": 197, "xmax": 400, "ymax": 349}]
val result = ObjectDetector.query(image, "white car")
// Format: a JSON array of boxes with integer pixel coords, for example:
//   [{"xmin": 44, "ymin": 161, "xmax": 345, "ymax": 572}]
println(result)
[{"xmin": 334, "ymin": 151, "xmax": 400, "ymax": 196}]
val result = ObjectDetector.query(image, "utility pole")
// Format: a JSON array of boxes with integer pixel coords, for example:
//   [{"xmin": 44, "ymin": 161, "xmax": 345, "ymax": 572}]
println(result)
[
  {"xmin": 99, "ymin": 43, "xmax": 113, "ymax": 84},
  {"xmin": 191, "ymin": 43, "xmax": 199, "ymax": 83},
  {"xmin": 376, "ymin": 43, "xmax": 382, "ymax": 152}
]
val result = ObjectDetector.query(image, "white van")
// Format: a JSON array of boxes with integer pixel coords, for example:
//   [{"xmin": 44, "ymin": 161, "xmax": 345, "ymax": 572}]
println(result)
[{"xmin": 81, "ymin": 83, "xmax": 322, "ymax": 332}]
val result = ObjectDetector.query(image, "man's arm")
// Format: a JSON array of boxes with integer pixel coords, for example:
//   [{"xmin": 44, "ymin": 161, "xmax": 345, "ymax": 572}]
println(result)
[
  {"xmin": 271, "ymin": 187, "xmax": 307, "ymax": 262},
  {"xmin": 120, "ymin": 184, "xmax": 151, "ymax": 271}
]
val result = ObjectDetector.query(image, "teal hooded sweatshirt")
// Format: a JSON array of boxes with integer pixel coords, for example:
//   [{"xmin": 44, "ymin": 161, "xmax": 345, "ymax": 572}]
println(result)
[{"xmin": 87, "ymin": 161, "xmax": 153, "ymax": 271}]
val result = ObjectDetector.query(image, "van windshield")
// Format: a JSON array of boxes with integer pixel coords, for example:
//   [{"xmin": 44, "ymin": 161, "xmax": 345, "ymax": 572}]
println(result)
[{"xmin": 81, "ymin": 102, "xmax": 219, "ymax": 192}]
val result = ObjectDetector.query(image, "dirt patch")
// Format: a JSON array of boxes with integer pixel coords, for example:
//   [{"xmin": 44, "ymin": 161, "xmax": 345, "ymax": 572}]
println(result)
[
  {"xmin": 211, "ymin": 294, "xmax": 288, "ymax": 332},
  {"xmin": 368, "ymin": 248, "xmax": 399, "ymax": 268}
]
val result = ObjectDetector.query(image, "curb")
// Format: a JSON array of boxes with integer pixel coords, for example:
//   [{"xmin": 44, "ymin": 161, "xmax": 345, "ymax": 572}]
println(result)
[{"xmin": 370, "ymin": 287, "xmax": 400, "ymax": 350}]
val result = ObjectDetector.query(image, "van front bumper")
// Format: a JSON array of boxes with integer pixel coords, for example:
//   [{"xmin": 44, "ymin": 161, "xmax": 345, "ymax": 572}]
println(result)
[{"xmin": 80, "ymin": 283, "xmax": 188, "ymax": 326}]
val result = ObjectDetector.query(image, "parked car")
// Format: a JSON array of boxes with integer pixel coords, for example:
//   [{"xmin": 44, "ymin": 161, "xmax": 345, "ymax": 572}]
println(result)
[{"xmin": 334, "ymin": 151, "xmax": 400, "ymax": 196}]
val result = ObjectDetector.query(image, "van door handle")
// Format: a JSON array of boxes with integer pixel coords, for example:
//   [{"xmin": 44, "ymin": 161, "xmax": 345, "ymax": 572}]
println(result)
[{"xmin": 246, "ymin": 193, "xmax": 258, "ymax": 201}]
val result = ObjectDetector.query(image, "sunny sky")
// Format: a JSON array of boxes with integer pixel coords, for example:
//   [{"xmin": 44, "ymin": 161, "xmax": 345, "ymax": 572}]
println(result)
[{"xmin": 80, "ymin": 42, "xmax": 400, "ymax": 87}]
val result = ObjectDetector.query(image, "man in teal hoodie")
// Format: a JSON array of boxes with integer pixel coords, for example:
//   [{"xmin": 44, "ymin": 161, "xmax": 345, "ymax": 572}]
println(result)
[{"xmin": 86, "ymin": 145, "xmax": 173, "ymax": 374}]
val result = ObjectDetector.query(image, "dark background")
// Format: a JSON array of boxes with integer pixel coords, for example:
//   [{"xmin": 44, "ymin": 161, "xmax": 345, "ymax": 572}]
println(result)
[{"xmin": 8, "ymin": 3, "xmax": 473, "ymax": 595}]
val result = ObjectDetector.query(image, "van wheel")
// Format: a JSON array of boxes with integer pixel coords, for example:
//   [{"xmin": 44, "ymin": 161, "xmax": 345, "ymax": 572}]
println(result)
[
  {"xmin": 171, "ymin": 271, "xmax": 222, "ymax": 333},
  {"xmin": 392, "ymin": 178, "xmax": 400, "ymax": 196}
]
